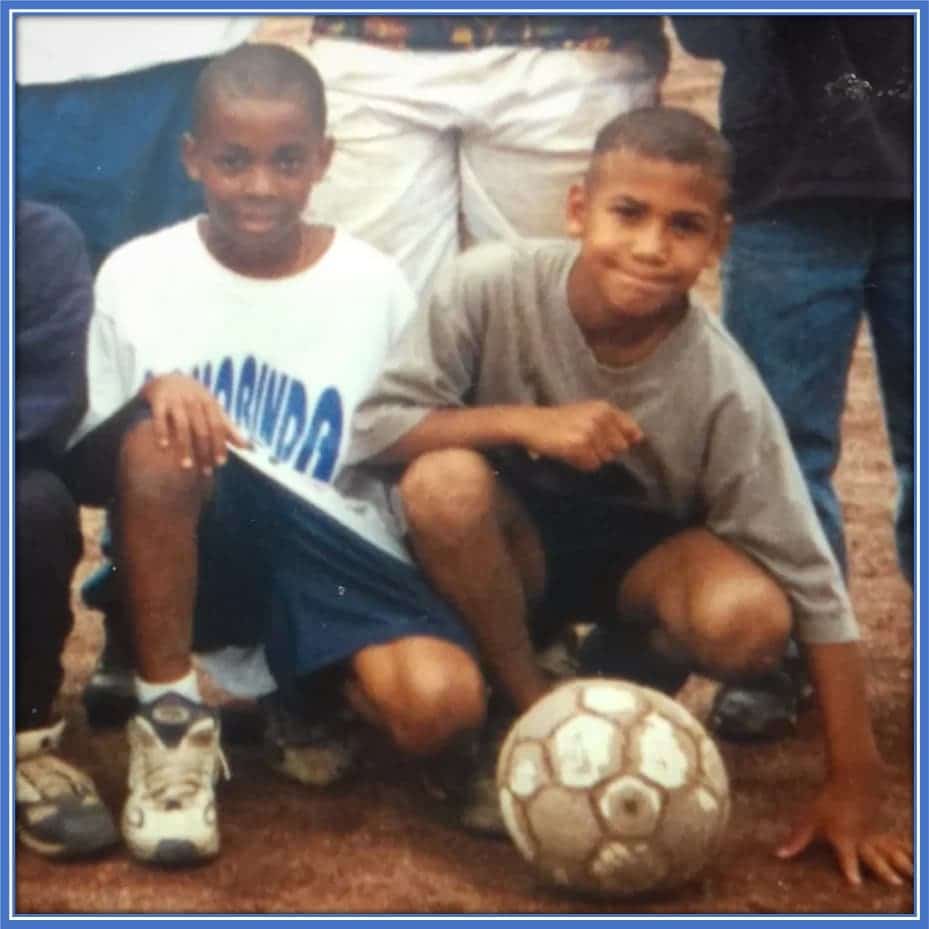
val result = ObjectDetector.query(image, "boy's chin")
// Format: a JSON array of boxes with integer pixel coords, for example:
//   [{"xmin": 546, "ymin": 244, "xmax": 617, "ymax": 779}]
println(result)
[{"xmin": 604, "ymin": 295, "xmax": 678, "ymax": 321}]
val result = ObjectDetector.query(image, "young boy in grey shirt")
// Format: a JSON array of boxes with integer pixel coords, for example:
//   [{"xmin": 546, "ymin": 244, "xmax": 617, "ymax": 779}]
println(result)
[{"xmin": 347, "ymin": 107, "xmax": 911, "ymax": 888}]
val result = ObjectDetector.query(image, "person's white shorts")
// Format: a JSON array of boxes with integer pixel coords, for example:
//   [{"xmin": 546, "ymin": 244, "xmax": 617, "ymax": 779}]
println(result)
[{"xmin": 302, "ymin": 38, "xmax": 662, "ymax": 293}]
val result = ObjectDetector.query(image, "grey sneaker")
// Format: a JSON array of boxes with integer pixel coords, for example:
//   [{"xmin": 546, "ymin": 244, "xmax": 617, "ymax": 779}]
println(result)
[
  {"xmin": 16, "ymin": 720, "xmax": 118, "ymax": 858},
  {"xmin": 122, "ymin": 693, "xmax": 229, "ymax": 866},
  {"xmin": 261, "ymin": 691, "xmax": 360, "ymax": 787},
  {"xmin": 423, "ymin": 725, "xmax": 508, "ymax": 837}
]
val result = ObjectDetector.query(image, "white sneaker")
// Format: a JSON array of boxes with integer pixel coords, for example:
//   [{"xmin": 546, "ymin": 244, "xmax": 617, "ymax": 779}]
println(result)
[
  {"xmin": 122, "ymin": 693, "xmax": 229, "ymax": 865},
  {"xmin": 16, "ymin": 720, "xmax": 118, "ymax": 858}
]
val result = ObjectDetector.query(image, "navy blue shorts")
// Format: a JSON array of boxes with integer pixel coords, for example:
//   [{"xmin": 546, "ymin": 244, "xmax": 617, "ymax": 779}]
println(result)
[
  {"xmin": 192, "ymin": 456, "xmax": 475, "ymax": 693},
  {"xmin": 491, "ymin": 451, "xmax": 686, "ymax": 643}
]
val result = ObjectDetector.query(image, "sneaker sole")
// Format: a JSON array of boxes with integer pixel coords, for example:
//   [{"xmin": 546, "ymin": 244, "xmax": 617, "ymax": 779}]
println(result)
[
  {"xmin": 133, "ymin": 838, "xmax": 219, "ymax": 867},
  {"xmin": 18, "ymin": 819, "xmax": 119, "ymax": 859}
]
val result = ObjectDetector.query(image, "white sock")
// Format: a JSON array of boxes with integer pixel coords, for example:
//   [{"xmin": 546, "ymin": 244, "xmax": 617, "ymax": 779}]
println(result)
[{"xmin": 135, "ymin": 668, "xmax": 201, "ymax": 705}]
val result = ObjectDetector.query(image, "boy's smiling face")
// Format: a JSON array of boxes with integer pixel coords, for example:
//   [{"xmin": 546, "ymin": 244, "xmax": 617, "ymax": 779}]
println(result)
[
  {"xmin": 566, "ymin": 148, "xmax": 730, "ymax": 332},
  {"xmin": 182, "ymin": 91, "xmax": 332, "ymax": 267}
]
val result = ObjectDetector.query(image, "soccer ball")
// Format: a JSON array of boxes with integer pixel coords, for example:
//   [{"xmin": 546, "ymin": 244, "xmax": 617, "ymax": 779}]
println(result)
[{"xmin": 496, "ymin": 677, "xmax": 730, "ymax": 898}]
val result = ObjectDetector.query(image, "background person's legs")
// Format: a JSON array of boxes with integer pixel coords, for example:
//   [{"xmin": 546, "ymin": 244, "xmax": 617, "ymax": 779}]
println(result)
[
  {"xmin": 16, "ymin": 468, "xmax": 83, "ymax": 731},
  {"xmin": 461, "ymin": 45, "xmax": 662, "ymax": 245},
  {"xmin": 16, "ymin": 58, "xmax": 207, "ymax": 270},
  {"xmin": 716, "ymin": 202, "xmax": 870, "ymax": 740},
  {"xmin": 865, "ymin": 202, "xmax": 914, "ymax": 585},
  {"xmin": 722, "ymin": 202, "xmax": 870, "ymax": 573},
  {"xmin": 301, "ymin": 39, "xmax": 461, "ymax": 295},
  {"xmin": 303, "ymin": 40, "xmax": 664, "ymax": 294},
  {"xmin": 15, "ymin": 467, "xmax": 118, "ymax": 858}
]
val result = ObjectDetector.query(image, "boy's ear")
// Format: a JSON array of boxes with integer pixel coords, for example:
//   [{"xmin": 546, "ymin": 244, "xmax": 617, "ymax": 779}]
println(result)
[
  {"xmin": 181, "ymin": 132, "xmax": 202, "ymax": 183},
  {"xmin": 709, "ymin": 213, "xmax": 733, "ymax": 266},
  {"xmin": 565, "ymin": 182, "xmax": 587, "ymax": 238},
  {"xmin": 312, "ymin": 137, "xmax": 335, "ymax": 184}
]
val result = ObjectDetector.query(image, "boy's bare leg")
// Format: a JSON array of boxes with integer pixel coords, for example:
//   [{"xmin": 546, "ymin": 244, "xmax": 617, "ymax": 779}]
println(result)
[
  {"xmin": 114, "ymin": 419, "xmax": 227, "ymax": 866},
  {"xmin": 348, "ymin": 636, "xmax": 487, "ymax": 755},
  {"xmin": 400, "ymin": 449, "xmax": 548, "ymax": 713},
  {"xmin": 618, "ymin": 528, "xmax": 793, "ymax": 681},
  {"xmin": 116, "ymin": 419, "xmax": 210, "ymax": 684}
]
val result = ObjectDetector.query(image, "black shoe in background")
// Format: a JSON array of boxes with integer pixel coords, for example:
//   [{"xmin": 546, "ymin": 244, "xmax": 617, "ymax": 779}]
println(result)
[
  {"xmin": 708, "ymin": 640, "xmax": 813, "ymax": 742},
  {"xmin": 575, "ymin": 621, "xmax": 692, "ymax": 696},
  {"xmin": 80, "ymin": 564, "xmax": 138, "ymax": 729}
]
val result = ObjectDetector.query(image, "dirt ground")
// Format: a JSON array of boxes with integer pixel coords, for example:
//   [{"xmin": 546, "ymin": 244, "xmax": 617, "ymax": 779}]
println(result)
[{"xmin": 14, "ymin": 25, "xmax": 915, "ymax": 915}]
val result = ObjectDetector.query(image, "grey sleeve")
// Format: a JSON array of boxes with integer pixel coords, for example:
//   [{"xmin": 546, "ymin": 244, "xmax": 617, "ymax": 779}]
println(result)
[
  {"xmin": 347, "ymin": 259, "xmax": 484, "ymax": 464},
  {"xmin": 701, "ymin": 392, "xmax": 859, "ymax": 644}
]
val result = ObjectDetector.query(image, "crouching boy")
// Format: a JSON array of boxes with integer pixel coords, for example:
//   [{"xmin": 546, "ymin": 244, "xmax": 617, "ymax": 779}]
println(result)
[{"xmin": 347, "ymin": 106, "xmax": 912, "ymax": 887}]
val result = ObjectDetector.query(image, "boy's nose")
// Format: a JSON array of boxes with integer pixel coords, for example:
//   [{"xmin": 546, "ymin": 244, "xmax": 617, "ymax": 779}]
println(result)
[
  {"xmin": 244, "ymin": 165, "xmax": 275, "ymax": 196},
  {"xmin": 631, "ymin": 222, "xmax": 668, "ymax": 261}
]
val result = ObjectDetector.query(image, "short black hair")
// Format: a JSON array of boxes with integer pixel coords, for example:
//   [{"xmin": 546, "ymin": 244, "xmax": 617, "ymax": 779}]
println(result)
[
  {"xmin": 192, "ymin": 43, "xmax": 327, "ymax": 136},
  {"xmin": 590, "ymin": 106, "xmax": 732, "ymax": 194}
]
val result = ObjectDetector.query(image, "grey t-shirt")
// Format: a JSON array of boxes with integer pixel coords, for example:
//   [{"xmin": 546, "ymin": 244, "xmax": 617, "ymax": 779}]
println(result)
[{"xmin": 347, "ymin": 238, "xmax": 857, "ymax": 645}]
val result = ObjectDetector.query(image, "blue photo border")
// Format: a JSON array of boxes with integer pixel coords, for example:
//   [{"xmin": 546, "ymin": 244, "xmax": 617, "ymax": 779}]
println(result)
[{"xmin": 0, "ymin": 1, "xmax": 923, "ymax": 925}]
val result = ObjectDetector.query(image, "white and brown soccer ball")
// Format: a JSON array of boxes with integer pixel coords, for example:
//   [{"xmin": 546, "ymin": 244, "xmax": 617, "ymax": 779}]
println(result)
[{"xmin": 496, "ymin": 678, "xmax": 730, "ymax": 898}]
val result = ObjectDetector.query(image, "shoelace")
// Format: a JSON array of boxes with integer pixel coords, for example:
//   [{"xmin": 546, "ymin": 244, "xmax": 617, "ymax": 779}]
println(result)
[
  {"xmin": 142, "ymin": 741, "xmax": 230, "ymax": 807},
  {"xmin": 19, "ymin": 754, "xmax": 90, "ymax": 800}
]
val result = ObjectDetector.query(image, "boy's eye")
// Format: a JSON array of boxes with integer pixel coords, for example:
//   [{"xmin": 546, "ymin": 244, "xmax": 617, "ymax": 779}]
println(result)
[
  {"xmin": 275, "ymin": 151, "xmax": 307, "ymax": 174},
  {"xmin": 612, "ymin": 203, "xmax": 641, "ymax": 219},
  {"xmin": 670, "ymin": 216, "xmax": 706, "ymax": 236},
  {"xmin": 216, "ymin": 152, "xmax": 248, "ymax": 172}
]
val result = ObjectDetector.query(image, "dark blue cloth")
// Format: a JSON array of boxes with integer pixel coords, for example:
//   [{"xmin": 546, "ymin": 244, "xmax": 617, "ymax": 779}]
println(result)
[
  {"xmin": 15, "ymin": 200, "xmax": 93, "ymax": 728},
  {"xmin": 16, "ymin": 200, "xmax": 92, "ymax": 468},
  {"xmin": 192, "ymin": 455, "xmax": 475, "ymax": 698},
  {"xmin": 722, "ymin": 200, "xmax": 913, "ymax": 582},
  {"xmin": 16, "ymin": 57, "xmax": 207, "ymax": 270}
]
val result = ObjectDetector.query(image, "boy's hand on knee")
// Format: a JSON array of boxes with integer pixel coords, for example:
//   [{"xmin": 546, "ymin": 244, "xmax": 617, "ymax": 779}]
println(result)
[
  {"xmin": 142, "ymin": 374, "xmax": 249, "ymax": 474},
  {"xmin": 521, "ymin": 402, "xmax": 642, "ymax": 472},
  {"xmin": 776, "ymin": 767, "xmax": 913, "ymax": 887}
]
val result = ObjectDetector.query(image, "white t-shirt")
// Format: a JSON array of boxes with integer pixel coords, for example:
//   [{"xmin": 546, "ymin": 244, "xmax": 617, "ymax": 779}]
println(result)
[
  {"xmin": 72, "ymin": 216, "xmax": 416, "ymax": 560},
  {"xmin": 16, "ymin": 15, "xmax": 259, "ymax": 85},
  {"xmin": 73, "ymin": 217, "xmax": 417, "ymax": 697}
]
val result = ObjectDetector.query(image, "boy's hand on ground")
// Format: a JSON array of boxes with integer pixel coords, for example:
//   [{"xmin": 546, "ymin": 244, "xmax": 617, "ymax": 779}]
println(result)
[
  {"xmin": 522, "ymin": 402, "xmax": 643, "ymax": 471},
  {"xmin": 777, "ymin": 771, "xmax": 913, "ymax": 887},
  {"xmin": 142, "ymin": 373, "xmax": 249, "ymax": 474}
]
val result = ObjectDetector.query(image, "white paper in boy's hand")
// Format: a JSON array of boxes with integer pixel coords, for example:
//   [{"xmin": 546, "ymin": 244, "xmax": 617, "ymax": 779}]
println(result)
[{"xmin": 226, "ymin": 444, "xmax": 413, "ymax": 565}]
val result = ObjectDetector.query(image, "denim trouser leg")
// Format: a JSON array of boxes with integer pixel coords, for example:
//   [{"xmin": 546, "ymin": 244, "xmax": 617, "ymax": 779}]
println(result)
[
  {"xmin": 722, "ymin": 200, "xmax": 914, "ymax": 585},
  {"xmin": 865, "ymin": 203, "xmax": 915, "ymax": 583},
  {"xmin": 722, "ymin": 202, "xmax": 866, "ymax": 574}
]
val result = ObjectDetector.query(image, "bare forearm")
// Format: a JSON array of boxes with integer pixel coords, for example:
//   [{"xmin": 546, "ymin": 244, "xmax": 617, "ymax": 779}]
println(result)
[
  {"xmin": 806, "ymin": 640, "xmax": 882, "ymax": 775},
  {"xmin": 379, "ymin": 406, "xmax": 534, "ymax": 463}
]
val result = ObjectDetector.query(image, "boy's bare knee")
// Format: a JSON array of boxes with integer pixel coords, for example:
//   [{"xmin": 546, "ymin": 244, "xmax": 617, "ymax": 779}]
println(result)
[
  {"xmin": 400, "ymin": 450, "xmax": 497, "ymax": 547},
  {"xmin": 689, "ymin": 576, "xmax": 792, "ymax": 678},
  {"xmin": 119, "ymin": 419, "xmax": 204, "ymax": 507},
  {"xmin": 399, "ymin": 662, "xmax": 486, "ymax": 755},
  {"xmin": 357, "ymin": 643, "xmax": 487, "ymax": 755}
]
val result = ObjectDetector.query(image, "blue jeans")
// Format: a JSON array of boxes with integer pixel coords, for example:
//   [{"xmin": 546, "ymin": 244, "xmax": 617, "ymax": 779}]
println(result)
[
  {"xmin": 17, "ymin": 58, "xmax": 206, "ymax": 269},
  {"xmin": 722, "ymin": 199, "xmax": 913, "ymax": 584}
]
